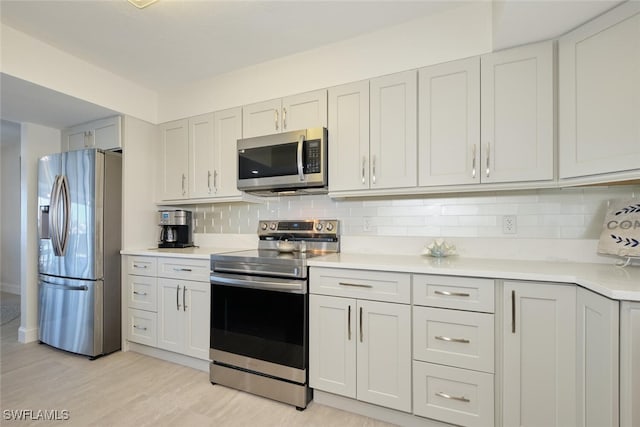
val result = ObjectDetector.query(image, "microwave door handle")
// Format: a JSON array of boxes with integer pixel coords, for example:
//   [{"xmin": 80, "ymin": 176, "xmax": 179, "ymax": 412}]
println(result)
[{"xmin": 297, "ymin": 134, "xmax": 305, "ymax": 182}]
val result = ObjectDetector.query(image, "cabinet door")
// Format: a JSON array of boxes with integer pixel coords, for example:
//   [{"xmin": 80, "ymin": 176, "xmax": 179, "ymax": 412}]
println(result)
[
  {"xmin": 576, "ymin": 287, "xmax": 619, "ymax": 427},
  {"xmin": 282, "ymin": 89, "xmax": 327, "ymax": 132},
  {"xmin": 213, "ymin": 107, "xmax": 242, "ymax": 198},
  {"xmin": 309, "ymin": 295, "xmax": 357, "ymax": 399},
  {"xmin": 92, "ymin": 116, "xmax": 122, "ymax": 151},
  {"xmin": 419, "ymin": 57, "xmax": 480, "ymax": 186},
  {"xmin": 159, "ymin": 119, "xmax": 189, "ymax": 200},
  {"xmin": 188, "ymin": 113, "xmax": 215, "ymax": 199},
  {"xmin": 242, "ymin": 98, "xmax": 281, "ymax": 138},
  {"xmin": 481, "ymin": 41, "xmax": 554, "ymax": 183},
  {"xmin": 64, "ymin": 128, "xmax": 88, "ymax": 151},
  {"xmin": 503, "ymin": 281, "xmax": 576, "ymax": 427},
  {"xmin": 157, "ymin": 278, "xmax": 185, "ymax": 354},
  {"xmin": 370, "ymin": 70, "xmax": 418, "ymax": 189},
  {"xmin": 559, "ymin": 4, "xmax": 640, "ymax": 179},
  {"xmin": 183, "ymin": 281, "xmax": 210, "ymax": 360},
  {"xmin": 357, "ymin": 300, "xmax": 411, "ymax": 412},
  {"xmin": 328, "ymin": 81, "xmax": 370, "ymax": 192},
  {"xmin": 620, "ymin": 301, "xmax": 640, "ymax": 427}
]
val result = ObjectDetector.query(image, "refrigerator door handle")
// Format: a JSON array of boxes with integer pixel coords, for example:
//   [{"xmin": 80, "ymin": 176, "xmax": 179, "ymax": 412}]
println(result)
[
  {"xmin": 59, "ymin": 175, "xmax": 71, "ymax": 256},
  {"xmin": 50, "ymin": 176, "xmax": 62, "ymax": 256},
  {"xmin": 40, "ymin": 279, "xmax": 89, "ymax": 292}
]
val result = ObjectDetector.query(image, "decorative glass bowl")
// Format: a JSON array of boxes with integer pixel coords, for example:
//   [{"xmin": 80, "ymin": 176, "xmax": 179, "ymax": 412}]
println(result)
[{"xmin": 422, "ymin": 239, "xmax": 456, "ymax": 257}]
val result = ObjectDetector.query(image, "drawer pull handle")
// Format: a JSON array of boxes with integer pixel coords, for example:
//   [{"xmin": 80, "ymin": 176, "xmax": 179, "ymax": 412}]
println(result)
[
  {"xmin": 435, "ymin": 335, "xmax": 470, "ymax": 344},
  {"xmin": 174, "ymin": 268, "xmax": 192, "ymax": 272},
  {"xmin": 434, "ymin": 290, "xmax": 470, "ymax": 297},
  {"xmin": 339, "ymin": 282, "xmax": 373, "ymax": 288},
  {"xmin": 133, "ymin": 264, "xmax": 148, "ymax": 269},
  {"xmin": 435, "ymin": 392, "xmax": 470, "ymax": 403},
  {"xmin": 133, "ymin": 291, "xmax": 148, "ymax": 296},
  {"xmin": 133, "ymin": 325, "xmax": 148, "ymax": 331}
]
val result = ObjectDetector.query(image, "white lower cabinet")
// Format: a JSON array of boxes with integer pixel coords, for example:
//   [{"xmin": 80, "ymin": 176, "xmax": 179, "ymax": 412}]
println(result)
[
  {"xmin": 309, "ymin": 268, "xmax": 411, "ymax": 413},
  {"xmin": 127, "ymin": 308, "xmax": 157, "ymax": 347},
  {"xmin": 503, "ymin": 281, "xmax": 576, "ymax": 427},
  {"xmin": 620, "ymin": 301, "xmax": 640, "ymax": 427}
]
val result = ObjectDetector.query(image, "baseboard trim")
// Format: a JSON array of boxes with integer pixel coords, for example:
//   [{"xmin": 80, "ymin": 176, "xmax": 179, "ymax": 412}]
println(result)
[
  {"xmin": 1, "ymin": 282, "xmax": 21, "ymax": 295},
  {"xmin": 18, "ymin": 326, "xmax": 38, "ymax": 343},
  {"xmin": 126, "ymin": 342, "xmax": 209, "ymax": 372}
]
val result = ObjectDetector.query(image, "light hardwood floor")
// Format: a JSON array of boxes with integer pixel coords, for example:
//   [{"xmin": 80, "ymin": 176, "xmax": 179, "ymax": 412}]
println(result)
[{"xmin": 0, "ymin": 296, "xmax": 394, "ymax": 426}]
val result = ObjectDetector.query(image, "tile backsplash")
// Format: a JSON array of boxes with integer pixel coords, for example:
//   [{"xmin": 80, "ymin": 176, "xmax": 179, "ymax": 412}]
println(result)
[{"xmin": 192, "ymin": 185, "xmax": 639, "ymax": 239}]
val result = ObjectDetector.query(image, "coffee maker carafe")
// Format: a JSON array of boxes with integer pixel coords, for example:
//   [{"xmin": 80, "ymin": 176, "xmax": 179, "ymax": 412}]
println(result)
[{"xmin": 158, "ymin": 210, "xmax": 193, "ymax": 248}]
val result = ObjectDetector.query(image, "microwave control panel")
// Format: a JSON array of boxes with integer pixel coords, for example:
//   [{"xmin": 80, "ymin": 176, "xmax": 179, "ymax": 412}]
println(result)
[{"xmin": 305, "ymin": 140, "xmax": 321, "ymax": 174}]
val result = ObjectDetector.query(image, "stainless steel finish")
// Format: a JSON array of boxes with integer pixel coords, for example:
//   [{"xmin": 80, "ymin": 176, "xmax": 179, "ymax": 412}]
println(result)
[
  {"xmin": 362, "ymin": 156, "xmax": 366, "ymax": 184},
  {"xmin": 174, "ymin": 267, "xmax": 192, "ymax": 272},
  {"xmin": 485, "ymin": 142, "xmax": 490, "ymax": 177},
  {"xmin": 339, "ymin": 282, "xmax": 373, "ymax": 288},
  {"xmin": 176, "ymin": 285, "xmax": 181, "ymax": 310},
  {"xmin": 359, "ymin": 306, "xmax": 364, "ymax": 343},
  {"xmin": 348, "ymin": 305, "xmax": 352, "ymax": 341},
  {"xmin": 38, "ymin": 149, "xmax": 121, "ymax": 357},
  {"xmin": 158, "ymin": 210, "xmax": 191, "ymax": 226},
  {"xmin": 435, "ymin": 336, "xmax": 471, "ymax": 344},
  {"xmin": 213, "ymin": 170, "xmax": 218, "ymax": 193},
  {"xmin": 211, "ymin": 272, "xmax": 307, "ymax": 293},
  {"xmin": 133, "ymin": 290, "xmax": 147, "ymax": 296},
  {"xmin": 211, "ymin": 349, "xmax": 306, "ymax": 384},
  {"xmin": 372, "ymin": 155, "xmax": 377, "ymax": 185},
  {"xmin": 434, "ymin": 290, "xmax": 470, "ymax": 297},
  {"xmin": 207, "ymin": 170, "xmax": 212, "ymax": 193},
  {"xmin": 237, "ymin": 127, "xmax": 327, "ymax": 194},
  {"xmin": 435, "ymin": 392, "xmax": 471, "ymax": 403},
  {"xmin": 297, "ymin": 134, "xmax": 305, "ymax": 182},
  {"xmin": 181, "ymin": 173, "xmax": 186, "ymax": 195},
  {"xmin": 512, "ymin": 290, "xmax": 516, "ymax": 334},
  {"xmin": 132, "ymin": 264, "xmax": 148, "ymax": 269},
  {"xmin": 472, "ymin": 144, "xmax": 477, "ymax": 178},
  {"xmin": 274, "ymin": 109, "xmax": 279, "ymax": 131},
  {"xmin": 183, "ymin": 286, "xmax": 187, "ymax": 311},
  {"xmin": 282, "ymin": 107, "xmax": 287, "ymax": 130},
  {"xmin": 133, "ymin": 325, "xmax": 147, "ymax": 331},
  {"xmin": 210, "ymin": 362, "xmax": 310, "ymax": 409}
]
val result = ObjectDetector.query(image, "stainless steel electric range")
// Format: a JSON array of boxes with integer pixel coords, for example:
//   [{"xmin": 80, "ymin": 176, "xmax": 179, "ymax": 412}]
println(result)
[{"xmin": 209, "ymin": 219, "xmax": 339, "ymax": 410}]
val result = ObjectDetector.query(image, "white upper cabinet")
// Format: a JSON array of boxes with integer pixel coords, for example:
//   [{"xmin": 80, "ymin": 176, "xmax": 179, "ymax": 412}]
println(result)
[
  {"xmin": 418, "ymin": 57, "xmax": 480, "ymax": 186},
  {"xmin": 188, "ymin": 113, "xmax": 215, "ymax": 199},
  {"xmin": 370, "ymin": 70, "xmax": 418, "ymax": 189},
  {"xmin": 242, "ymin": 89, "xmax": 327, "ymax": 138},
  {"xmin": 481, "ymin": 41, "xmax": 555, "ymax": 184},
  {"xmin": 158, "ymin": 119, "xmax": 189, "ymax": 201},
  {"xmin": 328, "ymin": 80, "xmax": 370, "ymax": 192},
  {"xmin": 62, "ymin": 116, "xmax": 122, "ymax": 152},
  {"xmin": 212, "ymin": 107, "xmax": 242, "ymax": 198},
  {"xmin": 559, "ymin": 3, "xmax": 640, "ymax": 181}
]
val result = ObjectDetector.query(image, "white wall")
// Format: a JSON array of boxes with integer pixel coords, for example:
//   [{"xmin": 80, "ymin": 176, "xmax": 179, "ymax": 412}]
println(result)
[
  {"xmin": 157, "ymin": 2, "xmax": 493, "ymax": 122},
  {"xmin": 1, "ymin": 120, "xmax": 21, "ymax": 294},
  {"xmin": 19, "ymin": 123, "xmax": 60, "ymax": 343},
  {"xmin": 0, "ymin": 23, "xmax": 158, "ymax": 124}
]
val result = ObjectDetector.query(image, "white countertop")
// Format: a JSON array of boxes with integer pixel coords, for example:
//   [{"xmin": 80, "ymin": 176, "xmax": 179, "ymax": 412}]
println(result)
[
  {"xmin": 308, "ymin": 253, "xmax": 640, "ymax": 302},
  {"xmin": 120, "ymin": 247, "xmax": 247, "ymax": 259}
]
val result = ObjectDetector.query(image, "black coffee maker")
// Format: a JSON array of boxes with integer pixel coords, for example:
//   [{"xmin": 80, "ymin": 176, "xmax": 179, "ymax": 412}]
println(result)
[{"xmin": 158, "ymin": 210, "xmax": 194, "ymax": 248}]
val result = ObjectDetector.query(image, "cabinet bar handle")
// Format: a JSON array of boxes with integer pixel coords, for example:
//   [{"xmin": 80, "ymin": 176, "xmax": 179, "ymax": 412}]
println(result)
[
  {"xmin": 372, "ymin": 156, "xmax": 377, "ymax": 185},
  {"xmin": 181, "ymin": 173, "xmax": 186, "ymax": 195},
  {"xmin": 511, "ymin": 290, "xmax": 516, "ymax": 334},
  {"xmin": 183, "ymin": 286, "xmax": 187, "ymax": 311},
  {"xmin": 274, "ymin": 109, "xmax": 279, "ymax": 131},
  {"xmin": 471, "ymin": 144, "xmax": 477, "ymax": 178},
  {"xmin": 132, "ymin": 264, "xmax": 148, "ymax": 269},
  {"xmin": 207, "ymin": 170, "xmax": 212, "ymax": 193},
  {"xmin": 133, "ymin": 291, "xmax": 148, "ymax": 296},
  {"xmin": 176, "ymin": 285, "xmax": 181, "ymax": 310},
  {"xmin": 348, "ymin": 305, "xmax": 352, "ymax": 341},
  {"xmin": 435, "ymin": 392, "xmax": 470, "ymax": 403},
  {"xmin": 435, "ymin": 336, "xmax": 470, "ymax": 344},
  {"xmin": 359, "ymin": 306, "xmax": 363, "ymax": 343},
  {"xmin": 282, "ymin": 107, "xmax": 287, "ymax": 130},
  {"xmin": 133, "ymin": 325, "xmax": 148, "ymax": 331},
  {"xmin": 485, "ymin": 142, "xmax": 490, "ymax": 177},
  {"xmin": 339, "ymin": 282, "xmax": 373, "ymax": 288},
  {"xmin": 362, "ymin": 157, "xmax": 366, "ymax": 185},
  {"xmin": 174, "ymin": 268, "xmax": 192, "ymax": 272},
  {"xmin": 213, "ymin": 170, "xmax": 218, "ymax": 193},
  {"xmin": 434, "ymin": 290, "xmax": 470, "ymax": 297}
]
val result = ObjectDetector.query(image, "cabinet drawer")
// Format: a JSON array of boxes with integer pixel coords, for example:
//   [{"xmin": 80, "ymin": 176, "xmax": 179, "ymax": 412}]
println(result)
[
  {"xmin": 413, "ymin": 361, "xmax": 494, "ymax": 427},
  {"xmin": 126, "ymin": 274, "xmax": 157, "ymax": 312},
  {"xmin": 413, "ymin": 275, "xmax": 494, "ymax": 313},
  {"xmin": 310, "ymin": 267, "xmax": 410, "ymax": 304},
  {"xmin": 126, "ymin": 256, "xmax": 157, "ymax": 276},
  {"xmin": 413, "ymin": 307, "xmax": 494, "ymax": 373},
  {"xmin": 157, "ymin": 258, "xmax": 209, "ymax": 282},
  {"xmin": 127, "ymin": 308, "xmax": 157, "ymax": 347}
]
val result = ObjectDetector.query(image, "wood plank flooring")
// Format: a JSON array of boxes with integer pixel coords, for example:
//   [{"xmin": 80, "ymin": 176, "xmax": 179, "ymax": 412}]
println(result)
[{"xmin": 0, "ymin": 292, "xmax": 394, "ymax": 426}]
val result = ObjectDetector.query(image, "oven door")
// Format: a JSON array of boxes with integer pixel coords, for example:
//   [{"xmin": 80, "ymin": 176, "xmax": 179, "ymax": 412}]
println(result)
[{"xmin": 210, "ymin": 273, "xmax": 308, "ymax": 375}]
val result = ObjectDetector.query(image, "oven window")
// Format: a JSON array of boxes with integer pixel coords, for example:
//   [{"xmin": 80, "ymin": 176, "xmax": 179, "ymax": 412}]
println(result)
[{"xmin": 211, "ymin": 284, "xmax": 307, "ymax": 370}]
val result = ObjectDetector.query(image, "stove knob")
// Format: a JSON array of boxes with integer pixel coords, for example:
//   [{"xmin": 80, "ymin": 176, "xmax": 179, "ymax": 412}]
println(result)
[
  {"xmin": 269, "ymin": 222, "xmax": 277, "ymax": 231},
  {"xmin": 315, "ymin": 222, "xmax": 323, "ymax": 231},
  {"xmin": 326, "ymin": 222, "xmax": 334, "ymax": 232},
  {"xmin": 260, "ymin": 222, "xmax": 268, "ymax": 231}
]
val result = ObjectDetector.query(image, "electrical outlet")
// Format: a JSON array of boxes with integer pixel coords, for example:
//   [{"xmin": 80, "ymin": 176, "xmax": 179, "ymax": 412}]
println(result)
[
  {"xmin": 363, "ymin": 216, "xmax": 373, "ymax": 232},
  {"xmin": 503, "ymin": 215, "xmax": 517, "ymax": 234}
]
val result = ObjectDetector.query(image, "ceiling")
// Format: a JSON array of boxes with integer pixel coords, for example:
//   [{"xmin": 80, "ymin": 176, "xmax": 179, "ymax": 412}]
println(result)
[{"xmin": 0, "ymin": 0, "xmax": 625, "ymax": 129}]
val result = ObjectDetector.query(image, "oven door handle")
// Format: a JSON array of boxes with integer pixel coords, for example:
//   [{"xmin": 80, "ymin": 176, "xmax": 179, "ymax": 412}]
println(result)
[{"xmin": 211, "ymin": 273, "xmax": 307, "ymax": 294}]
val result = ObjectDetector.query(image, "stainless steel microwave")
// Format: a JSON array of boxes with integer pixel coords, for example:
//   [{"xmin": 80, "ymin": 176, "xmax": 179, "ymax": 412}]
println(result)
[{"xmin": 237, "ymin": 127, "xmax": 328, "ymax": 195}]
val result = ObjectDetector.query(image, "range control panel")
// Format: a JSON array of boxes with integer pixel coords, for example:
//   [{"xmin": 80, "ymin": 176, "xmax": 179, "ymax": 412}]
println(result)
[{"xmin": 258, "ymin": 219, "xmax": 339, "ymax": 236}]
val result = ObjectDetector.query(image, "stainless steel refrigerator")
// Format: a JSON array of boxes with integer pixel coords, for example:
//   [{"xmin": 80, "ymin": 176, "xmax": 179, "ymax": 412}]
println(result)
[{"xmin": 37, "ymin": 148, "xmax": 122, "ymax": 358}]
